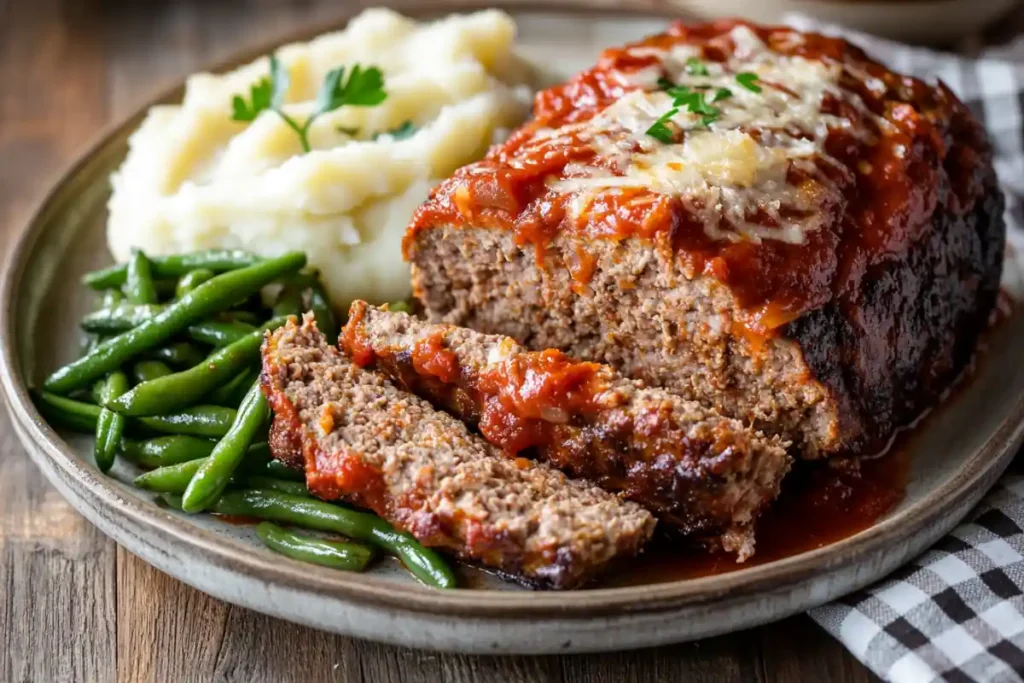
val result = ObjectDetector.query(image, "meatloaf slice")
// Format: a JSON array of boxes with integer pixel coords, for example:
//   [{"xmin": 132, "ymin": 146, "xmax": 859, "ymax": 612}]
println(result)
[
  {"xmin": 261, "ymin": 314, "xmax": 655, "ymax": 589},
  {"xmin": 342, "ymin": 300, "xmax": 791, "ymax": 560},
  {"xmin": 404, "ymin": 20, "xmax": 1005, "ymax": 459}
]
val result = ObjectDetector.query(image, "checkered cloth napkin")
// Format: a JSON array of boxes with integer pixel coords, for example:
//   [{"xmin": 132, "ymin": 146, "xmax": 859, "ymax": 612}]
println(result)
[{"xmin": 784, "ymin": 15, "xmax": 1024, "ymax": 682}]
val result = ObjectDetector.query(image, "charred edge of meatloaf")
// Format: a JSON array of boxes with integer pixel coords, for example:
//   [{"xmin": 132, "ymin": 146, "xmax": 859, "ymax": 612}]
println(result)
[
  {"xmin": 342, "ymin": 301, "xmax": 792, "ymax": 561},
  {"xmin": 260, "ymin": 315, "xmax": 656, "ymax": 589},
  {"xmin": 407, "ymin": 229, "xmax": 842, "ymax": 457}
]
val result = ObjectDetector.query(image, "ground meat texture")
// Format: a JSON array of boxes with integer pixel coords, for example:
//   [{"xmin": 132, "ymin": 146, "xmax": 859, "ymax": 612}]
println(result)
[
  {"xmin": 261, "ymin": 315, "xmax": 655, "ymax": 589},
  {"xmin": 404, "ymin": 20, "xmax": 1006, "ymax": 458},
  {"xmin": 342, "ymin": 301, "xmax": 792, "ymax": 560}
]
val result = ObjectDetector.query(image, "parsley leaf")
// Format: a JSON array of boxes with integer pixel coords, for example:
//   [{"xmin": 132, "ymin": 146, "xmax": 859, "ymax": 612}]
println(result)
[
  {"xmin": 685, "ymin": 57, "xmax": 709, "ymax": 76},
  {"xmin": 317, "ymin": 64, "xmax": 387, "ymax": 114},
  {"xmin": 230, "ymin": 56, "xmax": 388, "ymax": 153},
  {"xmin": 230, "ymin": 77, "xmax": 273, "ymax": 122},
  {"xmin": 736, "ymin": 72, "xmax": 762, "ymax": 93},
  {"xmin": 373, "ymin": 120, "xmax": 417, "ymax": 141},
  {"xmin": 645, "ymin": 108, "xmax": 679, "ymax": 143},
  {"xmin": 712, "ymin": 87, "xmax": 732, "ymax": 102}
]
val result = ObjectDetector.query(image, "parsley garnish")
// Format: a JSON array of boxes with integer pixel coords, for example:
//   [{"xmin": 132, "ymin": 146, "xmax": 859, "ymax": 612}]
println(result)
[
  {"xmin": 646, "ymin": 78, "xmax": 729, "ymax": 140},
  {"xmin": 735, "ymin": 72, "xmax": 762, "ymax": 93},
  {"xmin": 646, "ymin": 109, "xmax": 679, "ymax": 143},
  {"xmin": 231, "ymin": 55, "xmax": 387, "ymax": 153},
  {"xmin": 373, "ymin": 120, "xmax": 417, "ymax": 141},
  {"xmin": 685, "ymin": 57, "xmax": 709, "ymax": 76}
]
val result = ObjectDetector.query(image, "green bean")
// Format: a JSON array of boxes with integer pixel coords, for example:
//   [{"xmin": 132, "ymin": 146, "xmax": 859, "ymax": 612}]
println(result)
[
  {"xmin": 259, "ymin": 459, "xmax": 305, "ymax": 482},
  {"xmin": 126, "ymin": 250, "xmax": 158, "ymax": 305},
  {"xmin": 110, "ymin": 325, "xmax": 268, "ymax": 416},
  {"xmin": 136, "ymin": 406, "xmax": 238, "ymax": 438},
  {"xmin": 308, "ymin": 280, "xmax": 338, "ymax": 345},
  {"xmin": 120, "ymin": 435, "xmax": 217, "ymax": 468},
  {"xmin": 175, "ymin": 268, "xmax": 215, "ymax": 299},
  {"xmin": 256, "ymin": 522, "xmax": 374, "ymax": 571},
  {"xmin": 133, "ymin": 442, "xmax": 269, "ymax": 492},
  {"xmin": 165, "ymin": 489, "xmax": 455, "ymax": 588},
  {"xmin": 387, "ymin": 300, "xmax": 412, "ymax": 314},
  {"xmin": 131, "ymin": 360, "xmax": 173, "ymax": 384},
  {"xmin": 102, "ymin": 289, "xmax": 124, "ymax": 308},
  {"xmin": 32, "ymin": 392, "xmax": 236, "ymax": 437},
  {"xmin": 153, "ymin": 279, "xmax": 178, "ymax": 299},
  {"xmin": 81, "ymin": 303, "xmax": 166, "ymax": 333},
  {"xmin": 32, "ymin": 390, "xmax": 101, "ymax": 432},
  {"xmin": 272, "ymin": 285, "xmax": 304, "ymax": 318},
  {"xmin": 83, "ymin": 250, "xmax": 263, "ymax": 290},
  {"xmin": 181, "ymin": 381, "xmax": 269, "ymax": 513},
  {"xmin": 219, "ymin": 310, "xmax": 262, "ymax": 325},
  {"xmin": 188, "ymin": 320, "xmax": 256, "ymax": 347},
  {"xmin": 46, "ymin": 252, "xmax": 306, "ymax": 394},
  {"xmin": 239, "ymin": 476, "xmax": 310, "ymax": 498},
  {"xmin": 208, "ymin": 367, "xmax": 260, "ymax": 407},
  {"xmin": 148, "ymin": 341, "xmax": 206, "ymax": 368},
  {"xmin": 94, "ymin": 371, "xmax": 129, "ymax": 472}
]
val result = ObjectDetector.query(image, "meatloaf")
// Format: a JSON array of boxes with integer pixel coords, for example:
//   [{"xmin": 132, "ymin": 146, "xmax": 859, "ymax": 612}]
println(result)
[
  {"xmin": 404, "ymin": 20, "xmax": 1005, "ymax": 458},
  {"xmin": 261, "ymin": 314, "xmax": 655, "ymax": 588},
  {"xmin": 342, "ymin": 300, "xmax": 791, "ymax": 559}
]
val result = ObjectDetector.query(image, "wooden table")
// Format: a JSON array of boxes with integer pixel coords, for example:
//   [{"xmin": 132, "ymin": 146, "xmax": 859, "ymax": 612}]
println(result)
[{"xmin": 2, "ymin": 1, "xmax": 976, "ymax": 680}]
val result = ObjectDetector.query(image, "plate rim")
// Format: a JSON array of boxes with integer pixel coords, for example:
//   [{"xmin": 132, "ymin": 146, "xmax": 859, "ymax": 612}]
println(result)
[{"xmin": 2, "ymin": 0, "xmax": 1024, "ymax": 623}]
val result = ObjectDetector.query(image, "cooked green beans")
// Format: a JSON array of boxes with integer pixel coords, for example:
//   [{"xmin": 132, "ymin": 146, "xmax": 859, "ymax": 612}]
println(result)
[
  {"xmin": 120, "ymin": 435, "xmax": 217, "ymax": 469},
  {"xmin": 259, "ymin": 459, "xmax": 306, "ymax": 482},
  {"xmin": 167, "ymin": 489, "xmax": 456, "ymax": 588},
  {"xmin": 181, "ymin": 381, "xmax": 269, "ymax": 512},
  {"xmin": 188, "ymin": 320, "xmax": 257, "ymax": 347},
  {"xmin": 126, "ymin": 250, "xmax": 158, "ymax": 305},
  {"xmin": 239, "ymin": 476, "xmax": 310, "ymax": 498},
  {"xmin": 175, "ymin": 268, "xmax": 215, "ymax": 298},
  {"xmin": 83, "ymin": 249, "xmax": 263, "ymax": 289},
  {"xmin": 94, "ymin": 371, "xmax": 129, "ymax": 471},
  {"xmin": 272, "ymin": 285, "xmax": 304, "ymax": 318},
  {"xmin": 131, "ymin": 360, "xmax": 173, "ymax": 384},
  {"xmin": 149, "ymin": 342, "xmax": 207, "ymax": 368},
  {"xmin": 133, "ymin": 442, "xmax": 270, "ymax": 492},
  {"xmin": 46, "ymin": 252, "xmax": 307, "ymax": 394},
  {"xmin": 81, "ymin": 303, "xmax": 166, "ymax": 333},
  {"xmin": 208, "ymin": 367, "xmax": 260, "ymax": 407},
  {"xmin": 308, "ymin": 280, "xmax": 338, "ymax": 345},
  {"xmin": 111, "ymin": 329, "xmax": 266, "ymax": 416},
  {"xmin": 135, "ymin": 405, "xmax": 237, "ymax": 438},
  {"xmin": 256, "ymin": 522, "xmax": 374, "ymax": 571},
  {"xmin": 33, "ymin": 391, "xmax": 101, "ymax": 432}
]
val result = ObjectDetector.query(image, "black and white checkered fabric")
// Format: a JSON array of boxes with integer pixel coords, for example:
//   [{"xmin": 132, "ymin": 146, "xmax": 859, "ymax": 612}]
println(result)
[
  {"xmin": 810, "ymin": 476, "xmax": 1024, "ymax": 682},
  {"xmin": 784, "ymin": 16, "xmax": 1024, "ymax": 682}
]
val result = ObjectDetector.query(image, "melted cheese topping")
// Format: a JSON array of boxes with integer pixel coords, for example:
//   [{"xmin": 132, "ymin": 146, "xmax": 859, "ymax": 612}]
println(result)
[{"xmin": 548, "ymin": 25, "xmax": 870, "ymax": 245}]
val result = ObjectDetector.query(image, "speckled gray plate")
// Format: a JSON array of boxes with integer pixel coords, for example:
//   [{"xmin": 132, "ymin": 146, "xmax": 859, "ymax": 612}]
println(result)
[{"xmin": 2, "ymin": 4, "xmax": 1024, "ymax": 655}]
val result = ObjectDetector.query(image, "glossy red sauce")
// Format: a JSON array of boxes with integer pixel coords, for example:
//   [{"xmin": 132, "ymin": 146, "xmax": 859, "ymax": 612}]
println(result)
[
  {"xmin": 406, "ymin": 19, "xmax": 989, "ymax": 336},
  {"xmin": 602, "ymin": 448, "xmax": 909, "ymax": 585},
  {"xmin": 477, "ymin": 350, "xmax": 604, "ymax": 455}
]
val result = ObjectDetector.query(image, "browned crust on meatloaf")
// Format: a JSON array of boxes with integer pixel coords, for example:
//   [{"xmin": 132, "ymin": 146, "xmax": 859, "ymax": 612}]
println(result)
[
  {"xmin": 342, "ymin": 301, "xmax": 792, "ymax": 559},
  {"xmin": 404, "ymin": 20, "xmax": 1006, "ymax": 459},
  {"xmin": 261, "ymin": 315, "xmax": 656, "ymax": 589}
]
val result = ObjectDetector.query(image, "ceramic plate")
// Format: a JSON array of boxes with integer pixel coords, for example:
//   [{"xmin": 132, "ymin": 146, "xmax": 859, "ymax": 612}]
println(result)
[{"xmin": 2, "ymin": 4, "xmax": 1024, "ymax": 655}]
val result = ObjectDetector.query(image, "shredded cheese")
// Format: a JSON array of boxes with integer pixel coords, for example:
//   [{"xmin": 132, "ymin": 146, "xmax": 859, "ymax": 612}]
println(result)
[{"xmin": 548, "ymin": 25, "xmax": 871, "ymax": 245}]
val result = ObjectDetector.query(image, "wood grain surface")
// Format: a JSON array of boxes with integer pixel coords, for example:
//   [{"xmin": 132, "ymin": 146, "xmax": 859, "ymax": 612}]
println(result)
[{"xmin": 6, "ymin": 0, "xmax": 1007, "ymax": 680}]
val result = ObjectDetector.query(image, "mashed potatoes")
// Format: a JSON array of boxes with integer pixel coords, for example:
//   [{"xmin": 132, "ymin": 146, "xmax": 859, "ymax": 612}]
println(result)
[{"xmin": 107, "ymin": 9, "xmax": 533, "ymax": 307}]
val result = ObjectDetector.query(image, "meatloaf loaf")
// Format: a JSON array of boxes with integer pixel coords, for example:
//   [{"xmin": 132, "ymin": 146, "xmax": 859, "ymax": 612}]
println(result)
[
  {"xmin": 343, "ymin": 300, "xmax": 790, "ymax": 559},
  {"xmin": 404, "ymin": 20, "xmax": 1005, "ymax": 458},
  {"xmin": 261, "ymin": 314, "xmax": 655, "ymax": 588}
]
